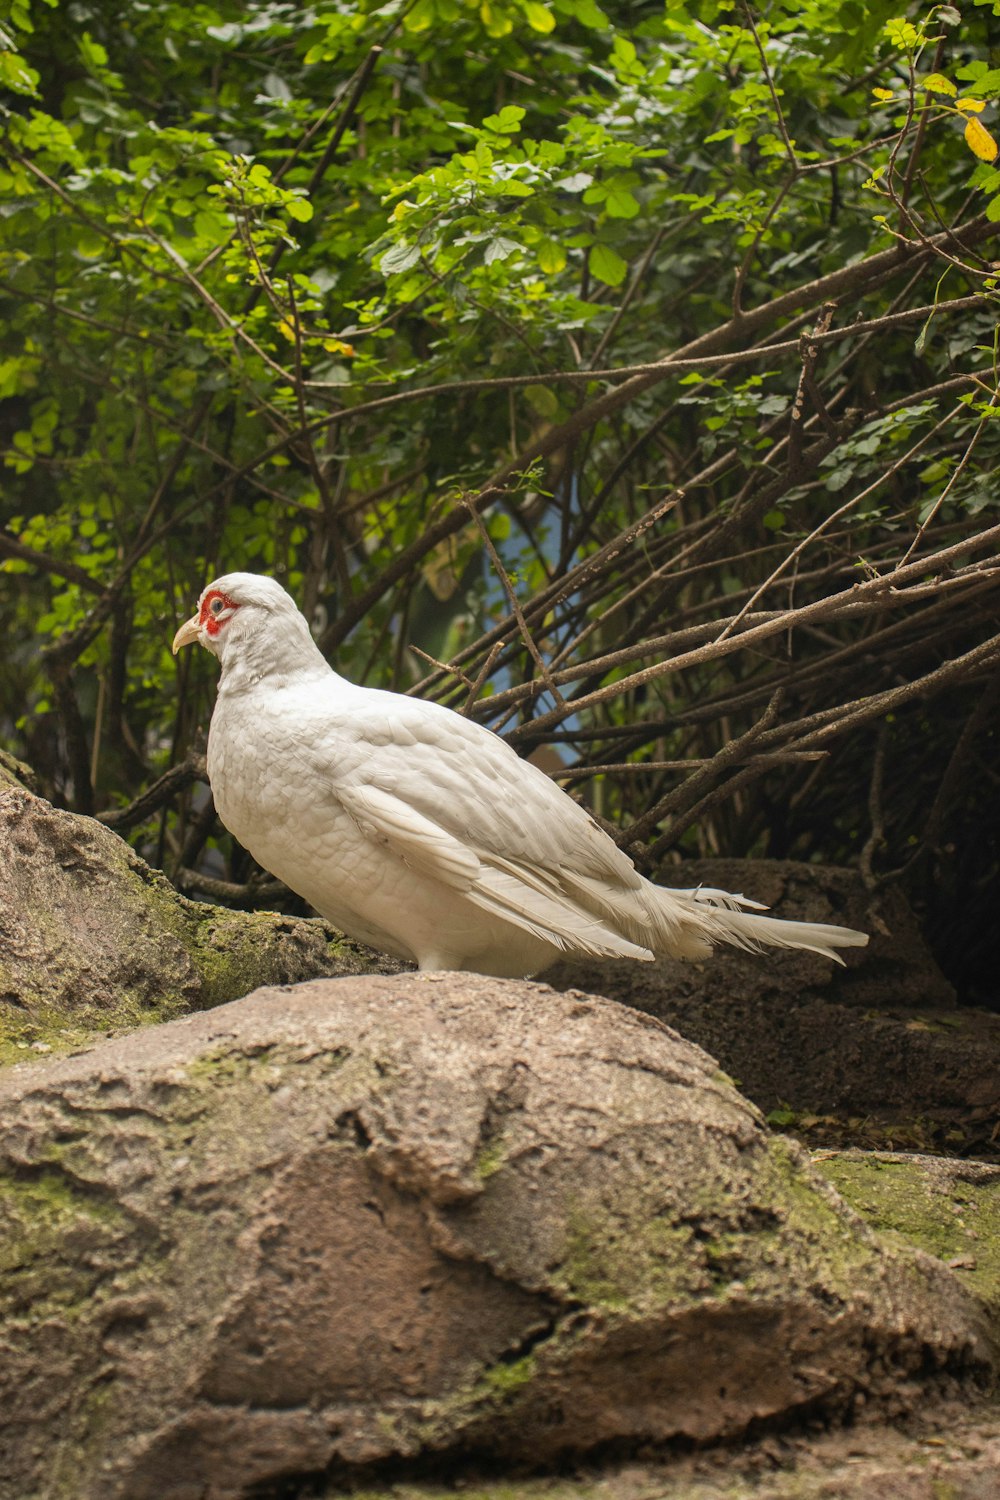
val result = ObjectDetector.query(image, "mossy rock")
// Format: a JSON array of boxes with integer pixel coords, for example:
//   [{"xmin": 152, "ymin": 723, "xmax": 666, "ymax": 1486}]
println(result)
[
  {"xmin": 816, "ymin": 1151, "xmax": 1000, "ymax": 1323},
  {"xmin": 0, "ymin": 784, "xmax": 394, "ymax": 1065},
  {"xmin": 0, "ymin": 975, "xmax": 993, "ymax": 1500},
  {"xmin": 0, "ymin": 748, "xmax": 39, "ymax": 792}
]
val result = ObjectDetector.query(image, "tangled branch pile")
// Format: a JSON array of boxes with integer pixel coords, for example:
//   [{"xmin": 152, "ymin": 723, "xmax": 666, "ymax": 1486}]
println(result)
[{"xmin": 1, "ymin": 2, "xmax": 998, "ymax": 995}]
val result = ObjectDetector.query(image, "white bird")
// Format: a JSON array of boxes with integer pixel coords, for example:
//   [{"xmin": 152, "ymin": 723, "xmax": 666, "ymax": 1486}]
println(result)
[{"xmin": 172, "ymin": 572, "xmax": 868, "ymax": 977}]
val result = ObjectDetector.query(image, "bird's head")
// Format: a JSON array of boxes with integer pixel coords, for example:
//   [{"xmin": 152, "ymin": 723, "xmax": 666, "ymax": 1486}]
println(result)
[{"xmin": 172, "ymin": 572, "xmax": 326, "ymax": 682}]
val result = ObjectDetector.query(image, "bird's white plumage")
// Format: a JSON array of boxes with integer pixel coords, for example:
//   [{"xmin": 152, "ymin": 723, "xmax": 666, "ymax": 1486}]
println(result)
[{"xmin": 176, "ymin": 572, "xmax": 868, "ymax": 976}]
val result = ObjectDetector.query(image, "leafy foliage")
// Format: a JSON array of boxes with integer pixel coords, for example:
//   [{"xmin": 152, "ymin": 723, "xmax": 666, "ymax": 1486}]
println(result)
[{"xmin": 1, "ymin": 0, "xmax": 999, "ymax": 996}]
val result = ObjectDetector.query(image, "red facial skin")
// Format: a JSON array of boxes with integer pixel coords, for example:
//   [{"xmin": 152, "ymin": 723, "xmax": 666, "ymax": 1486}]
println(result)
[{"xmin": 199, "ymin": 589, "xmax": 239, "ymax": 638}]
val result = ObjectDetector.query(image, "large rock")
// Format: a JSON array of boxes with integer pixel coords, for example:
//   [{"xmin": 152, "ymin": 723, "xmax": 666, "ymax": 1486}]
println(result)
[
  {"xmin": 0, "ymin": 974, "xmax": 993, "ymax": 1500},
  {"xmin": 304, "ymin": 1407, "xmax": 1000, "ymax": 1500},
  {"xmin": 0, "ymin": 785, "xmax": 394, "ymax": 1063}
]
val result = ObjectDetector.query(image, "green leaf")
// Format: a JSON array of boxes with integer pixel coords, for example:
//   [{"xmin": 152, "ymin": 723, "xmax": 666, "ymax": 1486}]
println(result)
[
  {"xmin": 484, "ymin": 235, "xmax": 520, "ymax": 264},
  {"xmin": 986, "ymin": 195, "xmax": 1000, "ymax": 222},
  {"xmin": 380, "ymin": 242, "xmax": 422, "ymax": 276},
  {"xmin": 79, "ymin": 31, "xmax": 109, "ymax": 70},
  {"xmin": 285, "ymin": 196, "xmax": 313, "ymax": 223},
  {"xmin": 589, "ymin": 242, "xmax": 627, "ymax": 286},
  {"xmin": 922, "ymin": 73, "xmax": 956, "ymax": 96},
  {"xmin": 403, "ymin": 0, "xmax": 436, "ymax": 30},
  {"xmin": 604, "ymin": 188, "xmax": 639, "ymax": 218},
  {"xmin": 497, "ymin": 105, "xmax": 526, "ymax": 130},
  {"xmin": 480, "ymin": 1, "xmax": 514, "ymax": 37},
  {"xmin": 0, "ymin": 48, "xmax": 39, "ymax": 94},
  {"xmin": 536, "ymin": 238, "xmax": 567, "ymax": 273},
  {"xmin": 495, "ymin": 179, "xmax": 534, "ymax": 198},
  {"xmin": 482, "ymin": 105, "xmax": 526, "ymax": 134},
  {"xmin": 558, "ymin": 0, "xmax": 608, "ymax": 27},
  {"xmin": 524, "ymin": 384, "xmax": 559, "ymax": 417}
]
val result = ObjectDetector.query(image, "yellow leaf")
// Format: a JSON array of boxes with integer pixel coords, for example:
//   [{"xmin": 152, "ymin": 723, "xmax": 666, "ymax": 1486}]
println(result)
[
  {"xmin": 957, "ymin": 96, "xmax": 986, "ymax": 113},
  {"xmin": 524, "ymin": 0, "xmax": 555, "ymax": 31},
  {"xmin": 480, "ymin": 1, "xmax": 513, "ymax": 35},
  {"xmin": 277, "ymin": 318, "xmax": 297, "ymax": 342},
  {"xmin": 536, "ymin": 237, "xmax": 567, "ymax": 274},
  {"xmin": 322, "ymin": 339, "xmax": 356, "ymax": 357},
  {"xmin": 872, "ymin": 87, "xmax": 895, "ymax": 101},
  {"xmin": 922, "ymin": 72, "xmax": 956, "ymax": 96},
  {"xmin": 964, "ymin": 116, "xmax": 998, "ymax": 162}
]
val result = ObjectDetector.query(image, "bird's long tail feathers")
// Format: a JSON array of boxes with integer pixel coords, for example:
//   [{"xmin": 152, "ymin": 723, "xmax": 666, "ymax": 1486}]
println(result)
[{"xmin": 653, "ymin": 885, "xmax": 868, "ymax": 965}]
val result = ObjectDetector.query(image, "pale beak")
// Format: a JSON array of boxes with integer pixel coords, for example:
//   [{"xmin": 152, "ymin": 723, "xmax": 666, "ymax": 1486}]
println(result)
[{"xmin": 172, "ymin": 615, "xmax": 202, "ymax": 655}]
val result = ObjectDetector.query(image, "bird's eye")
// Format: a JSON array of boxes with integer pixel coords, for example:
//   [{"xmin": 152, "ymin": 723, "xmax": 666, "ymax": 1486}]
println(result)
[{"xmin": 209, "ymin": 597, "xmax": 224, "ymax": 615}]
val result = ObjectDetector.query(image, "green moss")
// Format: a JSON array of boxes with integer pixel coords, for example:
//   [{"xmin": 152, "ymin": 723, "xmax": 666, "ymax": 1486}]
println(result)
[
  {"xmin": 0, "ymin": 991, "xmax": 185, "ymax": 1070},
  {"xmin": 184, "ymin": 1042, "xmax": 279, "ymax": 1084},
  {"xmin": 180, "ymin": 904, "xmax": 335, "ymax": 1010},
  {"xmin": 475, "ymin": 1139, "xmax": 509, "ymax": 1181},
  {"xmin": 480, "ymin": 1354, "xmax": 538, "ymax": 1394},
  {"xmin": 0, "ymin": 783, "xmax": 395, "ymax": 1075},
  {"xmin": 548, "ymin": 1135, "xmax": 893, "ymax": 1319},
  {"xmin": 816, "ymin": 1154, "xmax": 1000, "ymax": 1318},
  {"xmin": 0, "ymin": 1166, "xmax": 121, "ymax": 1225},
  {"xmin": 0, "ymin": 748, "xmax": 36, "ymax": 790},
  {"xmin": 410, "ymin": 1350, "xmax": 547, "ymax": 1454},
  {"xmin": 711, "ymin": 1068, "xmax": 738, "ymax": 1089},
  {"xmin": 559, "ymin": 1201, "xmax": 701, "ymax": 1312},
  {"xmin": 0, "ymin": 1163, "xmax": 130, "ymax": 1324},
  {"xmin": 0, "ymin": 869, "xmax": 350, "ymax": 1071}
]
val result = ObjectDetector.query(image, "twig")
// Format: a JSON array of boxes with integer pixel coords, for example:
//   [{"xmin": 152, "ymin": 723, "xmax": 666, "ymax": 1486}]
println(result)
[
  {"xmin": 897, "ymin": 380, "xmax": 1000, "ymax": 566},
  {"xmin": 621, "ymin": 691, "xmax": 785, "ymax": 851},
  {"xmin": 788, "ymin": 304, "xmax": 838, "ymax": 476},
  {"xmin": 410, "ymin": 646, "xmax": 475, "ymax": 689},
  {"xmin": 858, "ymin": 722, "xmax": 888, "ymax": 890},
  {"xmin": 175, "ymin": 869, "xmax": 288, "ymax": 904},
  {"xmin": 500, "ymin": 521, "xmax": 1000, "ymax": 740},
  {"xmin": 463, "ymin": 641, "xmax": 506, "ymax": 716},
  {"xmin": 463, "ymin": 497, "xmax": 566, "ymax": 708},
  {"xmin": 555, "ymin": 751, "xmax": 826, "ymax": 782},
  {"xmin": 97, "ymin": 755, "xmax": 208, "ymax": 831},
  {"xmin": 716, "ymin": 399, "xmax": 968, "ymax": 647}
]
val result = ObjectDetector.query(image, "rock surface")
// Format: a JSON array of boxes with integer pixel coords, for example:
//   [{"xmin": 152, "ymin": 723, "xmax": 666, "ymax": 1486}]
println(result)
[
  {"xmin": 302, "ymin": 1406, "xmax": 1000, "ymax": 1500},
  {"xmin": 817, "ymin": 1151, "xmax": 1000, "ymax": 1321},
  {"xmin": 0, "ymin": 747, "xmax": 38, "ymax": 792},
  {"xmin": 0, "ymin": 785, "xmax": 394, "ymax": 1063},
  {"xmin": 544, "ymin": 860, "xmax": 1000, "ymax": 1143},
  {"xmin": 0, "ymin": 974, "xmax": 994, "ymax": 1500}
]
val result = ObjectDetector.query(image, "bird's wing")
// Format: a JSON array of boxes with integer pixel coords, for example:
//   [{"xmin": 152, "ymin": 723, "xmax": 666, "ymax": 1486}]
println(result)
[
  {"xmin": 346, "ymin": 783, "xmax": 653, "ymax": 961},
  {"xmin": 294, "ymin": 683, "xmax": 660, "ymax": 959},
  {"xmin": 325, "ymin": 685, "xmax": 642, "ymax": 883},
  {"xmin": 347, "ymin": 783, "xmax": 481, "ymax": 888}
]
